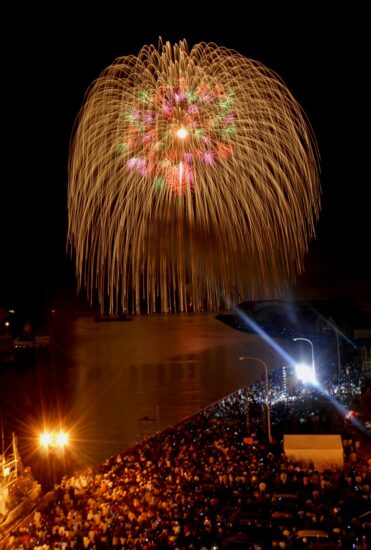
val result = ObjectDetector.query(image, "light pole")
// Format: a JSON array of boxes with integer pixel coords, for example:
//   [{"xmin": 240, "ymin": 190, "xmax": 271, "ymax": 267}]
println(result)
[
  {"xmin": 39, "ymin": 430, "xmax": 69, "ymax": 489},
  {"xmin": 293, "ymin": 337, "xmax": 315, "ymax": 378},
  {"xmin": 334, "ymin": 330, "xmax": 341, "ymax": 376},
  {"xmin": 323, "ymin": 325, "xmax": 341, "ymax": 376},
  {"xmin": 239, "ymin": 356, "xmax": 272, "ymax": 444}
]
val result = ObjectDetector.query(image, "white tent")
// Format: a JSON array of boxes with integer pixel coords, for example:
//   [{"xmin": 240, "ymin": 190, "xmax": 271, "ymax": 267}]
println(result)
[{"xmin": 283, "ymin": 434, "xmax": 344, "ymax": 470}]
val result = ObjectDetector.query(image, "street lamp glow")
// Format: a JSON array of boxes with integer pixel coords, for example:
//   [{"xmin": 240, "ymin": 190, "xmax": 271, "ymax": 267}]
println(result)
[
  {"xmin": 293, "ymin": 337, "xmax": 316, "ymax": 378},
  {"xmin": 55, "ymin": 432, "xmax": 69, "ymax": 447},
  {"xmin": 40, "ymin": 432, "xmax": 52, "ymax": 447},
  {"xmin": 39, "ymin": 430, "xmax": 70, "ymax": 449},
  {"xmin": 239, "ymin": 355, "xmax": 272, "ymax": 443}
]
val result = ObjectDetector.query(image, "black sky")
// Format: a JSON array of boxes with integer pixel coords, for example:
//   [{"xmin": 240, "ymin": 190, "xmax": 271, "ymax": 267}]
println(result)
[{"xmin": 1, "ymin": 20, "xmax": 369, "ymax": 315}]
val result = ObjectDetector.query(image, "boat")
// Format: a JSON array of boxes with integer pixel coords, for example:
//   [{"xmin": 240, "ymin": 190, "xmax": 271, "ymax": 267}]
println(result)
[
  {"xmin": 94, "ymin": 313, "xmax": 133, "ymax": 322},
  {"xmin": 0, "ymin": 433, "xmax": 41, "ymax": 536}
]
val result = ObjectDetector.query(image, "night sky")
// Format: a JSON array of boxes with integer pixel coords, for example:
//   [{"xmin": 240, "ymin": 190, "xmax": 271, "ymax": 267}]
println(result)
[{"xmin": 1, "ymin": 19, "xmax": 369, "ymax": 317}]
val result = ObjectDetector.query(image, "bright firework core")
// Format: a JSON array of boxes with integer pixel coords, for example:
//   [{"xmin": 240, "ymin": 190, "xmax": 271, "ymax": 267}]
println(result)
[
  {"xmin": 176, "ymin": 126, "xmax": 188, "ymax": 139},
  {"xmin": 68, "ymin": 38, "xmax": 321, "ymax": 314}
]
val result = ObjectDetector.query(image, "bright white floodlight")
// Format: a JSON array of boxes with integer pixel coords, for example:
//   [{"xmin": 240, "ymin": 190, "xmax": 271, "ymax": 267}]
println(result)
[{"xmin": 295, "ymin": 363, "xmax": 317, "ymax": 385}]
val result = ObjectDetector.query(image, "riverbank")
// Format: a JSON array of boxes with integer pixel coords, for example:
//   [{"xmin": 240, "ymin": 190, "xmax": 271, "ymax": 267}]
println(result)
[{"xmin": 3, "ymin": 367, "xmax": 370, "ymax": 548}]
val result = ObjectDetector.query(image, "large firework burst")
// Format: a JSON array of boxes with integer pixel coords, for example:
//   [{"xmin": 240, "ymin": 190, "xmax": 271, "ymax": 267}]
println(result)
[{"xmin": 68, "ymin": 38, "xmax": 320, "ymax": 314}]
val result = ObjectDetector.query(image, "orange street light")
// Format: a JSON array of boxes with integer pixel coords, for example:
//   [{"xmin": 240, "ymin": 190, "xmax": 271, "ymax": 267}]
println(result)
[{"xmin": 39, "ymin": 431, "xmax": 69, "ymax": 450}]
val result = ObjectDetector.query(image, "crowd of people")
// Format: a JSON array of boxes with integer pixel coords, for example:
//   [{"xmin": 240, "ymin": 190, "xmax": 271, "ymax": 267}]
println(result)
[{"xmin": 5, "ymin": 364, "xmax": 371, "ymax": 549}]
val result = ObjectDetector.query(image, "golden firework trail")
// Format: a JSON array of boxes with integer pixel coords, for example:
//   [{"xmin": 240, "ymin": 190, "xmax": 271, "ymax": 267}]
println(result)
[{"xmin": 68, "ymin": 38, "xmax": 320, "ymax": 314}]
